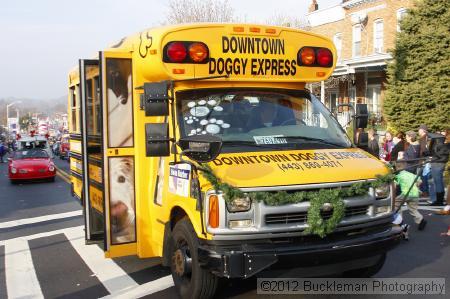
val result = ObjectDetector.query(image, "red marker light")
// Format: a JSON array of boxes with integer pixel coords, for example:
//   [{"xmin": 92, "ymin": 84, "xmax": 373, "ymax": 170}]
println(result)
[
  {"xmin": 317, "ymin": 48, "xmax": 333, "ymax": 67},
  {"xmin": 167, "ymin": 42, "xmax": 187, "ymax": 63}
]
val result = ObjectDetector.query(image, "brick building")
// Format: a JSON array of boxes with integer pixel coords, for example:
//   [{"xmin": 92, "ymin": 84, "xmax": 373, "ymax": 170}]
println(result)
[{"xmin": 306, "ymin": 0, "xmax": 414, "ymax": 125}]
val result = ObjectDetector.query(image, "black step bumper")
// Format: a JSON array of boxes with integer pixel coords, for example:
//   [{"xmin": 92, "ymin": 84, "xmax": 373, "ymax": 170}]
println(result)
[{"xmin": 198, "ymin": 224, "xmax": 402, "ymax": 278}]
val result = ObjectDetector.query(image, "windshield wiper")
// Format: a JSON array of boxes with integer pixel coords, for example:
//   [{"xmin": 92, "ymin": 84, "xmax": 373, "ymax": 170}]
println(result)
[{"xmin": 281, "ymin": 136, "xmax": 346, "ymax": 147}]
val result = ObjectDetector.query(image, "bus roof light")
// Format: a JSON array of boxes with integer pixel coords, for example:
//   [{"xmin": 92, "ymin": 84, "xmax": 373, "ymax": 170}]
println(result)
[
  {"xmin": 265, "ymin": 28, "xmax": 276, "ymax": 34},
  {"xmin": 188, "ymin": 42, "xmax": 208, "ymax": 62},
  {"xmin": 317, "ymin": 48, "xmax": 333, "ymax": 67},
  {"xmin": 166, "ymin": 42, "xmax": 187, "ymax": 63},
  {"xmin": 172, "ymin": 68, "xmax": 185, "ymax": 74},
  {"xmin": 249, "ymin": 27, "xmax": 260, "ymax": 33},
  {"xmin": 233, "ymin": 26, "xmax": 244, "ymax": 32},
  {"xmin": 300, "ymin": 47, "xmax": 315, "ymax": 65}
]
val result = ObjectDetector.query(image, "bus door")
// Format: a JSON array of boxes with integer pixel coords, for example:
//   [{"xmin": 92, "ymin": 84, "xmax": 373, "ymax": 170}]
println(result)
[
  {"xmin": 100, "ymin": 51, "xmax": 137, "ymax": 257},
  {"xmin": 79, "ymin": 59, "xmax": 104, "ymax": 242}
]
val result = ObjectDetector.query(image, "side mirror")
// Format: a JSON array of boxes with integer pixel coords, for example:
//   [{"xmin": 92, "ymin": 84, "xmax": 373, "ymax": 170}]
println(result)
[
  {"xmin": 355, "ymin": 104, "xmax": 368, "ymax": 129},
  {"xmin": 145, "ymin": 123, "xmax": 170, "ymax": 157},
  {"xmin": 178, "ymin": 135, "xmax": 222, "ymax": 163},
  {"xmin": 142, "ymin": 82, "xmax": 169, "ymax": 116}
]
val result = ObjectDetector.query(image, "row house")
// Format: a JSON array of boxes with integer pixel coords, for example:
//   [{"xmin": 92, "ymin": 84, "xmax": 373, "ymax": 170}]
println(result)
[{"xmin": 306, "ymin": 0, "xmax": 414, "ymax": 126}]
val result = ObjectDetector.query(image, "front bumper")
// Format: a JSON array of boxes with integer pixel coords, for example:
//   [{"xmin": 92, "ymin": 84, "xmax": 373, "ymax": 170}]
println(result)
[
  {"xmin": 198, "ymin": 224, "xmax": 402, "ymax": 278},
  {"xmin": 9, "ymin": 171, "xmax": 56, "ymax": 180}
]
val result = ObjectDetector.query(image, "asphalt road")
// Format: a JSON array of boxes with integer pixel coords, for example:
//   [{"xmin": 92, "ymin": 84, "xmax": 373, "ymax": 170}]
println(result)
[{"xmin": 0, "ymin": 155, "xmax": 449, "ymax": 299}]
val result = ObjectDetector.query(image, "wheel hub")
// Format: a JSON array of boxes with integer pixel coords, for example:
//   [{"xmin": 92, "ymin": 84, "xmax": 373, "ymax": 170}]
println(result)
[{"xmin": 172, "ymin": 248, "xmax": 192, "ymax": 277}]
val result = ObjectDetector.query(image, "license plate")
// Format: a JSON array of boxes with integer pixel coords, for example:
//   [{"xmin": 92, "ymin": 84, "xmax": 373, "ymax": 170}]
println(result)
[
  {"xmin": 19, "ymin": 169, "xmax": 28, "ymax": 173},
  {"xmin": 39, "ymin": 169, "xmax": 46, "ymax": 173}
]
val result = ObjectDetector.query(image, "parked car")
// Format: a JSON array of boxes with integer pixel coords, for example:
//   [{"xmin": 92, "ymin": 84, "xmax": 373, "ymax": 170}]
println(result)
[
  {"xmin": 52, "ymin": 141, "xmax": 61, "ymax": 156},
  {"xmin": 60, "ymin": 136, "xmax": 70, "ymax": 160},
  {"xmin": 8, "ymin": 149, "xmax": 56, "ymax": 183}
]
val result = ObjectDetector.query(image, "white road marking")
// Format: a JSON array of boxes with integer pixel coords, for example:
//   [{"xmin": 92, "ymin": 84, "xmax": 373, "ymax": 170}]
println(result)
[
  {"xmin": 0, "ymin": 210, "xmax": 82, "ymax": 229},
  {"xmin": 0, "ymin": 225, "xmax": 84, "ymax": 246},
  {"xmin": 100, "ymin": 275, "xmax": 174, "ymax": 299},
  {"xmin": 5, "ymin": 238, "xmax": 44, "ymax": 299},
  {"xmin": 64, "ymin": 226, "xmax": 139, "ymax": 294},
  {"xmin": 1, "ymin": 225, "xmax": 173, "ymax": 298}
]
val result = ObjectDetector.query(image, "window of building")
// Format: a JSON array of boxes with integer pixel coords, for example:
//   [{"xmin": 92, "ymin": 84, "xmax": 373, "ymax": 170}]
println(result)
[
  {"xmin": 373, "ymin": 19, "xmax": 384, "ymax": 53},
  {"xmin": 349, "ymin": 87, "xmax": 356, "ymax": 109},
  {"xmin": 327, "ymin": 90, "xmax": 338, "ymax": 112},
  {"xmin": 366, "ymin": 85, "xmax": 381, "ymax": 115},
  {"xmin": 397, "ymin": 8, "xmax": 408, "ymax": 32},
  {"xmin": 352, "ymin": 25, "xmax": 361, "ymax": 57},
  {"xmin": 333, "ymin": 33, "xmax": 342, "ymax": 62}
]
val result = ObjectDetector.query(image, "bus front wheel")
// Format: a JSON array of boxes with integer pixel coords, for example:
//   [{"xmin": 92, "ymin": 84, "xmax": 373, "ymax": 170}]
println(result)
[{"xmin": 170, "ymin": 218, "xmax": 218, "ymax": 299}]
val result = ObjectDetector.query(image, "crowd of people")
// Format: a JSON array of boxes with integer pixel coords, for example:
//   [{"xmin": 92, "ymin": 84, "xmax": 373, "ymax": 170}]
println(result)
[{"xmin": 367, "ymin": 125, "xmax": 450, "ymax": 237}]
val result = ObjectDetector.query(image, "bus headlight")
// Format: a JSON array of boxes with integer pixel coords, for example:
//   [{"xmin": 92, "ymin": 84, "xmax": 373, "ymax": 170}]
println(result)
[
  {"xmin": 11, "ymin": 167, "xmax": 17, "ymax": 174},
  {"xmin": 49, "ymin": 165, "xmax": 55, "ymax": 172},
  {"xmin": 226, "ymin": 196, "xmax": 251, "ymax": 212}
]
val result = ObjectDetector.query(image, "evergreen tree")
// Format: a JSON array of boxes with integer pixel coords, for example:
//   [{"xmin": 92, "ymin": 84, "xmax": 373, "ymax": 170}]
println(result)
[{"xmin": 384, "ymin": 0, "xmax": 450, "ymax": 132}]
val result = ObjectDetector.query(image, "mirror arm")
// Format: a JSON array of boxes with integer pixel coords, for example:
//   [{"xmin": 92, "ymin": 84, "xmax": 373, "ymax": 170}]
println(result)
[
  {"xmin": 169, "ymin": 149, "xmax": 200, "ymax": 169},
  {"xmin": 168, "ymin": 81, "xmax": 178, "ymax": 164}
]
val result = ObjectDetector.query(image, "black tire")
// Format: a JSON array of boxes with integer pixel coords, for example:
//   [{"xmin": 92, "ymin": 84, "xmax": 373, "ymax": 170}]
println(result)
[
  {"xmin": 170, "ymin": 218, "xmax": 218, "ymax": 299},
  {"xmin": 10, "ymin": 180, "xmax": 17, "ymax": 185},
  {"xmin": 342, "ymin": 254, "xmax": 386, "ymax": 277},
  {"xmin": 49, "ymin": 177, "xmax": 55, "ymax": 182}
]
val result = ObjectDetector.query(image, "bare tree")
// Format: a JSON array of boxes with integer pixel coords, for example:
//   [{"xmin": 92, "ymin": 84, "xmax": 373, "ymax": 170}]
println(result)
[
  {"xmin": 165, "ymin": 0, "xmax": 236, "ymax": 24},
  {"xmin": 266, "ymin": 13, "xmax": 310, "ymax": 30}
]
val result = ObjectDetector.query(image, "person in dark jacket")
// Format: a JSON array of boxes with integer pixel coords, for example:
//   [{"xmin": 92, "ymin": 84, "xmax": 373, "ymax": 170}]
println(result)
[
  {"xmin": 367, "ymin": 128, "xmax": 379, "ymax": 158},
  {"xmin": 418, "ymin": 124, "xmax": 429, "ymax": 157},
  {"xmin": 381, "ymin": 131, "xmax": 394, "ymax": 161},
  {"xmin": 403, "ymin": 131, "xmax": 420, "ymax": 174},
  {"xmin": 0, "ymin": 142, "xmax": 6, "ymax": 163},
  {"xmin": 428, "ymin": 130, "xmax": 450, "ymax": 206},
  {"xmin": 391, "ymin": 131, "xmax": 407, "ymax": 161},
  {"xmin": 436, "ymin": 129, "xmax": 450, "ymax": 214}
]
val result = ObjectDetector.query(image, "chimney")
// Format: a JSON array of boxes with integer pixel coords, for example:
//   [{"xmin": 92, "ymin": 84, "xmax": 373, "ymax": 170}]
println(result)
[{"xmin": 308, "ymin": 0, "xmax": 318, "ymax": 13}]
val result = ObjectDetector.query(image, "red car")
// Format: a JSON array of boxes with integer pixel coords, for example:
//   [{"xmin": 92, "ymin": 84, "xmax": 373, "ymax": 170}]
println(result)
[
  {"xmin": 8, "ymin": 149, "xmax": 56, "ymax": 183},
  {"xmin": 60, "ymin": 140, "xmax": 70, "ymax": 160}
]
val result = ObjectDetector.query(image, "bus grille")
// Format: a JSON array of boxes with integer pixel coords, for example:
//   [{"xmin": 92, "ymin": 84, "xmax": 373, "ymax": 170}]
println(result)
[{"xmin": 265, "ymin": 205, "xmax": 369, "ymax": 225}]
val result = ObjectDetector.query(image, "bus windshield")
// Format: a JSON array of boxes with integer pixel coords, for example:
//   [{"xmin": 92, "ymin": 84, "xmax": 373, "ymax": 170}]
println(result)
[{"xmin": 177, "ymin": 88, "xmax": 351, "ymax": 151}]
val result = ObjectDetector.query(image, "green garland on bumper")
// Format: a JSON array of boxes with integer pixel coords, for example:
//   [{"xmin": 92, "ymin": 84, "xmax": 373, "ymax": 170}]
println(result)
[{"xmin": 198, "ymin": 163, "xmax": 395, "ymax": 238}]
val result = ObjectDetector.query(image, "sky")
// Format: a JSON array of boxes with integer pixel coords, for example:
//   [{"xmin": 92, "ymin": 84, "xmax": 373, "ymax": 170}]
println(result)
[{"xmin": 0, "ymin": 0, "xmax": 341, "ymax": 100}]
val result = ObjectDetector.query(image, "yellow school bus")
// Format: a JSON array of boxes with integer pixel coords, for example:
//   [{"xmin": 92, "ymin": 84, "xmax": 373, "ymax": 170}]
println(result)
[{"xmin": 68, "ymin": 23, "xmax": 402, "ymax": 299}]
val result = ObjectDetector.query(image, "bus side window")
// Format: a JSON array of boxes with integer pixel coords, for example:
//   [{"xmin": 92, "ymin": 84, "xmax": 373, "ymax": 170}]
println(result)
[
  {"xmin": 70, "ymin": 85, "xmax": 80, "ymax": 132},
  {"xmin": 94, "ymin": 76, "xmax": 101, "ymax": 135}
]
